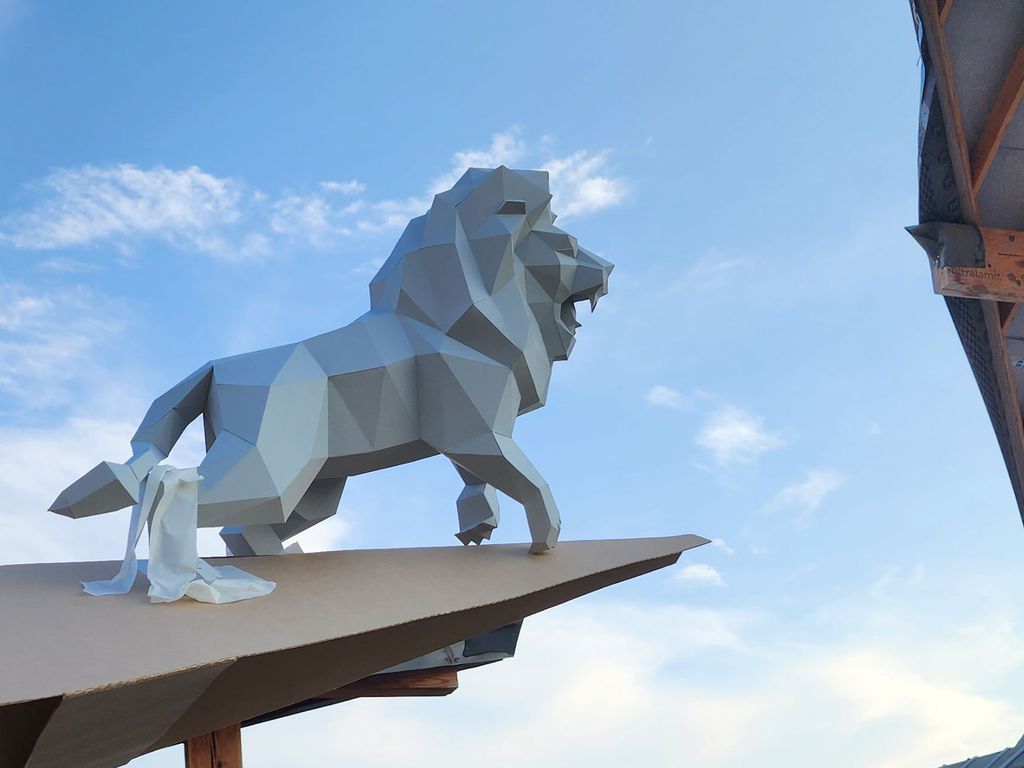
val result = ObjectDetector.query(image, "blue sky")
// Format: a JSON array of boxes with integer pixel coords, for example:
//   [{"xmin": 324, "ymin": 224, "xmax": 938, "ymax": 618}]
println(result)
[{"xmin": 2, "ymin": 1, "xmax": 1023, "ymax": 766}]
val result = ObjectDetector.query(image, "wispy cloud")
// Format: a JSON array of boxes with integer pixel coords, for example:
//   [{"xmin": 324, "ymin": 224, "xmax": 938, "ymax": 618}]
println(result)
[
  {"xmin": 767, "ymin": 469, "xmax": 846, "ymax": 518},
  {"xmin": 696, "ymin": 406, "xmax": 785, "ymax": 466},
  {"xmin": 0, "ymin": 282, "xmax": 124, "ymax": 410},
  {"xmin": 711, "ymin": 537, "xmax": 735, "ymax": 555},
  {"xmin": 320, "ymin": 179, "xmax": 365, "ymax": 195},
  {"xmin": 545, "ymin": 148, "xmax": 627, "ymax": 218},
  {"xmin": 0, "ymin": 130, "xmax": 629, "ymax": 263},
  {"xmin": 646, "ymin": 384, "xmax": 689, "ymax": 411},
  {"xmin": 269, "ymin": 192, "xmax": 361, "ymax": 247},
  {"xmin": 360, "ymin": 129, "xmax": 627, "ymax": 232},
  {"xmin": 672, "ymin": 563, "xmax": 725, "ymax": 587},
  {"xmin": 0, "ymin": 164, "xmax": 253, "ymax": 259}
]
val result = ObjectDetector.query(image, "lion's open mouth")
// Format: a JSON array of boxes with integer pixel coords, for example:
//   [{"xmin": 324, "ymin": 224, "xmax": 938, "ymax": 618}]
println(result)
[
  {"xmin": 560, "ymin": 299, "xmax": 582, "ymax": 333},
  {"xmin": 560, "ymin": 286, "xmax": 604, "ymax": 335}
]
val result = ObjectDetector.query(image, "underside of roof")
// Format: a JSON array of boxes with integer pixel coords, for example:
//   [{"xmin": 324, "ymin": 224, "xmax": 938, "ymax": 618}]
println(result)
[
  {"xmin": 939, "ymin": 733, "xmax": 1024, "ymax": 768},
  {"xmin": 911, "ymin": 0, "xmax": 1024, "ymax": 522}
]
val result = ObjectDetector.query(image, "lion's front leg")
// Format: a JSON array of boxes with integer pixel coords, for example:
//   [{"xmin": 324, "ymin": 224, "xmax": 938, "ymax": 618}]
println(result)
[
  {"xmin": 452, "ymin": 463, "xmax": 500, "ymax": 545},
  {"xmin": 446, "ymin": 433, "xmax": 560, "ymax": 553}
]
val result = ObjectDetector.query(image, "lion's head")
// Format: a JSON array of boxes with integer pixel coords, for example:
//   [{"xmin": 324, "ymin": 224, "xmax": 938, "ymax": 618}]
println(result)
[{"xmin": 369, "ymin": 166, "xmax": 613, "ymax": 410}]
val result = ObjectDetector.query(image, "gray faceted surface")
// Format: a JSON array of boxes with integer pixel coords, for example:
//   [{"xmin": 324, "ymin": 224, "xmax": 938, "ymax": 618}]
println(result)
[{"xmin": 50, "ymin": 166, "xmax": 613, "ymax": 555}]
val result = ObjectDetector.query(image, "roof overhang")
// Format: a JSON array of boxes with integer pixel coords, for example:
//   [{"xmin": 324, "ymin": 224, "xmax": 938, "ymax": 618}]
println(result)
[{"xmin": 910, "ymin": 0, "xmax": 1024, "ymax": 520}]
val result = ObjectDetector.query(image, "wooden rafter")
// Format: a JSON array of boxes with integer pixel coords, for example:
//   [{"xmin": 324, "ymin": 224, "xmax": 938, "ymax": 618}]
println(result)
[
  {"xmin": 918, "ymin": 0, "xmax": 980, "ymax": 223},
  {"xmin": 1002, "ymin": 301, "xmax": 1021, "ymax": 330},
  {"xmin": 971, "ymin": 44, "xmax": 1024, "ymax": 195},
  {"xmin": 918, "ymin": 0, "xmax": 1024, "ymax": 513},
  {"xmin": 938, "ymin": 0, "xmax": 953, "ymax": 25}
]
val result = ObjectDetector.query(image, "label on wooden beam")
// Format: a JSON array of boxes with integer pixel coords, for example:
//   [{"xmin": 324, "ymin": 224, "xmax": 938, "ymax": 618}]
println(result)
[{"xmin": 909, "ymin": 222, "xmax": 1024, "ymax": 302}]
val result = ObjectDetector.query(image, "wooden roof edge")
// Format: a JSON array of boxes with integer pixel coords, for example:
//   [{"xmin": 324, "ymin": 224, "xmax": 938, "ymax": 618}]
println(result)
[{"xmin": 913, "ymin": 0, "xmax": 1024, "ymax": 522}]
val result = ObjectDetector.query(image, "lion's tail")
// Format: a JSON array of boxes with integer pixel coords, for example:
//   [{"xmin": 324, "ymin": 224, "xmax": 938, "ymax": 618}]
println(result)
[
  {"xmin": 50, "ymin": 363, "xmax": 214, "ymax": 519},
  {"xmin": 49, "ymin": 459, "xmax": 144, "ymax": 519}
]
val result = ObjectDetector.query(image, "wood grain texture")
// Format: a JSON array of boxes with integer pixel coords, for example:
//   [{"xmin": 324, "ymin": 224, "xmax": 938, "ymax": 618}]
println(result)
[
  {"xmin": 931, "ymin": 227, "xmax": 1024, "ymax": 301},
  {"xmin": 184, "ymin": 723, "xmax": 242, "ymax": 768},
  {"xmin": 918, "ymin": 0, "xmax": 980, "ymax": 224},
  {"xmin": 323, "ymin": 668, "xmax": 459, "ymax": 701},
  {"xmin": 971, "ymin": 44, "xmax": 1024, "ymax": 195},
  {"xmin": 938, "ymin": 0, "xmax": 953, "ymax": 25}
]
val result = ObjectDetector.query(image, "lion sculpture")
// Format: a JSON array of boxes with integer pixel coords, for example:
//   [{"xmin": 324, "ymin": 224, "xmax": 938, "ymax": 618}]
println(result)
[{"xmin": 50, "ymin": 166, "xmax": 613, "ymax": 557}]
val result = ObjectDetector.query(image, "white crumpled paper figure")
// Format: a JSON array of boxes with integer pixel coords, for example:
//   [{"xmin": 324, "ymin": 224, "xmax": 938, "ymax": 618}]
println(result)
[{"xmin": 83, "ymin": 465, "xmax": 276, "ymax": 604}]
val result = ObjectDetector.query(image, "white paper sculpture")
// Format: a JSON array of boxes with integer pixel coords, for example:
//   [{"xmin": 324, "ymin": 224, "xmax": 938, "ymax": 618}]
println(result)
[{"xmin": 50, "ymin": 166, "xmax": 613, "ymax": 600}]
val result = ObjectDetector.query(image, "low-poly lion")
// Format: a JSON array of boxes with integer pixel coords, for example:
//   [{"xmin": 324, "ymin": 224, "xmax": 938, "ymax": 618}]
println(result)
[{"xmin": 50, "ymin": 166, "xmax": 613, "ymax": 555}]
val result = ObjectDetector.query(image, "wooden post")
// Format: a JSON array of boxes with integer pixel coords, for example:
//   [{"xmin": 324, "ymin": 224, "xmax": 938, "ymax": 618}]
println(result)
[{"xmin": 184, "ymin": 723, "xmax": 243, "ymax": 768}]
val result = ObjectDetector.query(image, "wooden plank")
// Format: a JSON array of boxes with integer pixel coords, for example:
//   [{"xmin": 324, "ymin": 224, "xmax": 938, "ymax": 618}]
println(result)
[
  {"xmin": 918, "ymin": 0, "xmax": 980, "ymax": 224},
  {"xmin": 184, "ymin": 723, "xmax": 242, "ymax": 768},
  {"xmin": 322, "ymin": 668, "xmax": 459, "ymax": 701},
  {"xmin": 931, "ymin": 227, "xmax": 1024, "ymax": 301},
  {"xmin": 1001, "ymin": 301, "xmax": 1021, "ymax": 331},
  {"xmin": 971, "ymin": 44, "xmax": 1024, "ymax": 195},
  {"xmin": 938, "ymin": 0, "xmax": 953, "ymax": 25}
]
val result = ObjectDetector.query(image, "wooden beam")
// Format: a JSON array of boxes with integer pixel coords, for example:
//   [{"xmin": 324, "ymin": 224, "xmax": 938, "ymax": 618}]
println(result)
[
  {"xmin": 1002, "ymin": 301, "xmax": 1021, "ymax": 331},
  {"xmin": 971, "ymin": 44, "xmax": 1024, "ymax": 195},
  {"xmin": 918, "ymin": 0, "xmax": 980, "ymax": 224},
  {"xmin": 184, "ymin": 723, "xmax": 242, "ymax": 768},
  {"xmin": 931, "ymin": 227, "xmax": 1024, "ymax": 302},
  {"xmin": 322, "ymin": 668, "xmax": 459, "ymax": 702},
  {"xmin": 938, "ymin": 0, "xmax": 953, "ymax": 25},
  {"xmin": 240, "ymin": 667, "xmax": 461, "ymax": 728}
]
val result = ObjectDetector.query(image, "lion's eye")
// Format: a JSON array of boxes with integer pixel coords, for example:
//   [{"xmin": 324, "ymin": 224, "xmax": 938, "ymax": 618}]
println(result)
[{"xmin": 497, "ymin": 200, "xmax": 527, "ymax": 215}]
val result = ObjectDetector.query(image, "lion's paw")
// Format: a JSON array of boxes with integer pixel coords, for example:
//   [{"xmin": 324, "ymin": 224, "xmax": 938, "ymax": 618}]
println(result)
[{"xmin": 455, "ymin": 517, "xmax": 497, "ymax": 546}]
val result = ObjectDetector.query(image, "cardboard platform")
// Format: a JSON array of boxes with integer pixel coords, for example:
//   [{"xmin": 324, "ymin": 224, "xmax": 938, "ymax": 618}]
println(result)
[{"xmin": 0, "ymin": 534, "xmax": 707, "ymax": 768}]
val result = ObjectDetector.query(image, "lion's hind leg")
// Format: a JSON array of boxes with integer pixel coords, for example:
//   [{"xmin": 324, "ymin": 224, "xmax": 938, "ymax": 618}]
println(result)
[{"xmin": 221, "ymin": 476, "xmax": 347, "ymax": 556}]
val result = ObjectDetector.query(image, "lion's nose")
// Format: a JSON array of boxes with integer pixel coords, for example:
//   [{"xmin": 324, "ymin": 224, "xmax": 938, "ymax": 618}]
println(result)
[{"xmin": 572, "ymin": 249, "xmax": 613, "ymax": 310}]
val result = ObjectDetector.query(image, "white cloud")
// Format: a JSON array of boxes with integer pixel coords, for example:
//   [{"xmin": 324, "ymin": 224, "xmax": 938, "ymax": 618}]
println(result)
[
  {"xmin": 1, "ymin": 131, "xmax": 628, "ymax": 260},
  {"xmin": 358, "ymin": 196, "xmax": 432, "ymax": 234},
  {"xmin": 671, "ymin": 563, "xmax": 725, "ymax": 587},
  {"xmin": 768, "ymin": 470, "xmax": 846, "ymax": 516},
  {"xmin": 696, "ymin": 406, "xmax": 785, "ymax": 466},
  {"xmin": 546, "ymin": 149, "xmax": 628, "ymax": 218},
  {"xmin": 320, "ymin": 179, "xmax": 365, "ymax": 195},
  {"xmin": 0, "ymin": 164, "xmax": 247, "ymax": 257},
  {"xmin": 269, "ymin": 193, "xmax": 362, "ymax": 246},
  {"xmin": 0, "ymin": 165, "xmax": 358, "ymax": 261},
  {"xmin": 362, "ymin": 129, "xmax": 629, "ymax": 231},
  {"xmin": 711, "ymin": 537, "xmax": 735, "ymax": 555},
  {"xmin": 646, "ymin": 384, "xmax": 688, "ymax": 411},
  {"xmin": 0, "ymin": 282, "xmax": 124, "ymax": 410}
]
